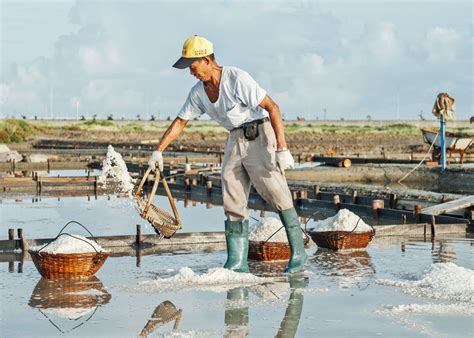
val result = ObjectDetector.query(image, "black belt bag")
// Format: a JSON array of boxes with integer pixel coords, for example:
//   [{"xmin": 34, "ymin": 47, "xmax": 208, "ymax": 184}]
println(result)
[{"xmin": 238, "ymin": 117, "xmax": 269, "ymax": 141}]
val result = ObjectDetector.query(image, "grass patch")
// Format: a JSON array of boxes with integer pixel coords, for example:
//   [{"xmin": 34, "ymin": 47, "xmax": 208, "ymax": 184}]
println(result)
[
  {"xmin": 0, "ymin": 119, "xmax": 40, "ymax": 143},
  {"xmin": 82, "ymin": 120, "xmax": 114, "ymax": 127}
]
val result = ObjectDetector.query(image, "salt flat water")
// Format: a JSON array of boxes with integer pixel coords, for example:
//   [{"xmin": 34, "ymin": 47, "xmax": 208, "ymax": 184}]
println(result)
[{"xmin": 1, "ymin": 192, "xmax": 473, "ymax": 337}]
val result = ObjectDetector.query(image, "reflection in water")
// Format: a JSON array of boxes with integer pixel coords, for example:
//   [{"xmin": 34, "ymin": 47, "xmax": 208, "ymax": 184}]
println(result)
[
  {"xmin": 224, "ymin": 288, "xmax": 249, "ymax": 337},
  {"xmin": 249, "ymin": 260, "xmax": 288, "ymax": 275},
  {"xmin": 138, "ymin": 300, "xmax": 182, "ymax": 337},
  {"xmin": 224, "ymin": 276, "xmax": 307, "ymax": 337},
  {"xmin": 28, "ymin": 276, "xmax": 111, "ymax": 333},
  {"xmin": 276, "ymin": 275, "xmax": 307, "ymax": 338},
  {"xmin": 310, "ymin": 248, "xmax": 375, "ymax": 289},
  {"xmin": 431, "ymin": 240, "xmax": 456, "ymax": 263}
]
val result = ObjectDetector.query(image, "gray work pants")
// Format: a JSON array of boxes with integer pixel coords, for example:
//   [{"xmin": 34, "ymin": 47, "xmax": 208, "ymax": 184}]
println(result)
[{"xmin": 222, "ymin": 121, "xmax": 293, "ymax": 221}]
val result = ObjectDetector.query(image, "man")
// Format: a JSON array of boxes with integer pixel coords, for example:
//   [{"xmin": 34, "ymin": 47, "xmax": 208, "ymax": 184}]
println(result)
[{"xmin": 149, "ymin": 35, "xmax": 307, "ymax": 273}]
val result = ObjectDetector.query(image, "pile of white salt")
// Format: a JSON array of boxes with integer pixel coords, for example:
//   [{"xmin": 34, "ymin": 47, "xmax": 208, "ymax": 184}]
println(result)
[
  {"xmin": 30, "ymin": 234, "xmax": 105, "ymax": 254},
  {"xmin": 97, "ymin": 145, "xmax": 135, "ymax": 196},
  {"xmin": 249, "ymin": 217, "xmax": 288, "ymax": 242},
  {"xmin": 310, "ymin": 209, "xmax": 372, "ymax": 233},
  {"xmin": 134, "ymin": 267, "xmax": 274, "ymax": 293}
]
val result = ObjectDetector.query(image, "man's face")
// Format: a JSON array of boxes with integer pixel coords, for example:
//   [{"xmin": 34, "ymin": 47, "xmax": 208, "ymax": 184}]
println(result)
[{"xmin": 189, "ymin": 58, "xmax": 211, "ymax": 82}]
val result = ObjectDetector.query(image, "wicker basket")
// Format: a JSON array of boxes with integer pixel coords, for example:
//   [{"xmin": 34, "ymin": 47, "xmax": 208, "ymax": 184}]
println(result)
[
  {"xmin": 134, "ymin": 166, "xmax": 181, "ymax": 238},
  {"xmin": 29, "ymin": 221, "xmax": 109, "ymax": 280},
  {"xmin": 248, "ymin": 241, "xmax": 291, "ymax": 261},
  {"xmin": 29, "ymin": 250, "xmax": 108, "ymax": 280},
  {"xmin": 308, "ymin": 230, "xmax": 373, "ymax": 251},
  {"xmin": 135, "ymin": 196, "xmax": 181, "ymax": 238}
]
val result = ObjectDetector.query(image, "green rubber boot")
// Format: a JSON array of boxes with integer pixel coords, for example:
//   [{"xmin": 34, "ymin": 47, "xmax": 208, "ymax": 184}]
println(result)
[
  {"xmin": 224, "ymin": 220, "xmax": 249, "ymax": 273},
  {"xmin": 279, "ymin": 208, "xmax": 308, "ymax": 273}
]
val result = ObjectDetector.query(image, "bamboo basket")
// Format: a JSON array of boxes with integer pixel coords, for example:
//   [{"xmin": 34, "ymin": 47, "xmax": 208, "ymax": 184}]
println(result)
[
  {"xmin": 248, "ymin": 228, "xmax": 310, "ymax": 261},
  {"xmin": 308, "ymin": 230, "xmax": 373, "ymax": 251},
  {"xmin": 29, "ymin": 221, "xmax": 108, "ymax": 280},
  {"xmin": 30, "ymin": 250, "xmax": 108, "ymax": 280},
  {"xmin": 134, "ymin": 166, "xmax": 181, "ymax": 238},
  {"xmin": 248, "ymin": 241, "xmax": 291, "ymax": 261}
]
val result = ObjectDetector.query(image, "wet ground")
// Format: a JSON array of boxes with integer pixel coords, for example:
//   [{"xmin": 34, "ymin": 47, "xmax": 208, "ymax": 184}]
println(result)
[{"xmin": 1, "ymin": 190, "xmax": 473, "ymax": 337}]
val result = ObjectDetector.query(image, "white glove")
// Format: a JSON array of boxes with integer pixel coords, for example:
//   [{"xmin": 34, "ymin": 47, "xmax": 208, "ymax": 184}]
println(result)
[
  {"xmin": 148, "ymin": 150, "xmax": 163, "ymax": 172},
  {"xmin": 276, "ymin": 149, "xmax": 295, "ymax": 174}
]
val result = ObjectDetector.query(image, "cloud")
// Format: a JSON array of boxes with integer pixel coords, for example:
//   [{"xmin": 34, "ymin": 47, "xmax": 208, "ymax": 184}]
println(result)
[
  {"xmin": 423, "ymin": 27, "xmax": 461, "ymax": 64},
  {"xmin": 0, "ymin": 1, "xmax": 472, "ymax": 119}
]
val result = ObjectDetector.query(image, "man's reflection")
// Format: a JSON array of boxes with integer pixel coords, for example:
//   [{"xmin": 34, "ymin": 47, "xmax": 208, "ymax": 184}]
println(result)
[
  {"xmin": 276, "ymin": 275, "xmax": 308, "ymax": 338},
  {"xmin": 224, "ymin": 287, "xmax": 249, "ymax": 337}
]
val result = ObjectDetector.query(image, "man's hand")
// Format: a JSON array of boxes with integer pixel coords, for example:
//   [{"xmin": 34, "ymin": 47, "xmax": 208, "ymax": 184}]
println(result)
[
  {"xmin": 148, "ymin": 151, "xmax": 163, "ymax": 172},
  {"xmin": 276, "ymin": 149, "xmax": 295, "ymax": 174}
]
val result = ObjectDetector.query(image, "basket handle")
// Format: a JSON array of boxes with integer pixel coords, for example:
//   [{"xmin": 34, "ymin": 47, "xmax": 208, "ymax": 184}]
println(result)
[
  {"xmin": 142, "ymin": 168, "xmax": 181, "ymax": 224},
  {"xmin": 57, "ymin": 220, "xmax": 96, "ymax": 239},
  {"xmin": 143, "ymin": 168, "xmax": 161, "ymax": 215},
  {"xmin": 36, "ymin": 221, "xmax": 101, "ymax": 253},
  {"xmin": 135, "ymin": 166, "xmax": 153, "ymax": 197},
  {"xmin": 159, "ymin": 169, "xmax": 181, "ymax": 224},
  {"xmin": 173, "ymin": 309, "xmax": 183, "ymax": 331}
]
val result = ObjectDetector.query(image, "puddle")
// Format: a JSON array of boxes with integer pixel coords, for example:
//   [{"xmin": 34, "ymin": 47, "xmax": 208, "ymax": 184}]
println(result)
[{"xmin": 1, "ymin": 194, "xmax": 473, "ymax": 337}]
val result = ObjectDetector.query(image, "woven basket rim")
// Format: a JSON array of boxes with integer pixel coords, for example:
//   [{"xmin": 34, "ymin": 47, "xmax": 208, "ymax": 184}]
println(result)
[
  {"xmin": 308, "ymin": 230, "xmax": 373, "ymax": 235},
  {"xmin": 28, "ymin": 250, "xmax": 108, "ymax": 257},
  {"xmin": 249, "ymin": 240, "xmax": 289, "ymax": 245}
]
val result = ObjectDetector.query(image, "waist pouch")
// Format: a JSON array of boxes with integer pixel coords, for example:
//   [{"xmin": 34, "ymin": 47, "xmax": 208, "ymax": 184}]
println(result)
[{"xmin": 239, "ymin": 117, "xmax": 269, "ymax": 141}]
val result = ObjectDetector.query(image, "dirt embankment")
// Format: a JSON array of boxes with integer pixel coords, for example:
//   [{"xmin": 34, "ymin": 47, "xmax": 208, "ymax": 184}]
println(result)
[{"xmin": 33, "ymin": 128, "xmax": 425, "ymax": 157}]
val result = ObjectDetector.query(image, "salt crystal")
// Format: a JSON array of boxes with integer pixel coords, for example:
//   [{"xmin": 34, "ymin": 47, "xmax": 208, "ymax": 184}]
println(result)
[
  {"xmin": 376, "ymin": 262, "xmax": 474, "ymax": 303},
  {"xmin": 30, "ymin": 234, "xmax": 105, "ymax": 254},
  {"xmin": 310, "ymin": 209, "xmax": 372, "ymax": 233},
  {"xmin": 97, "ymin": 145, "xmax": 135, "ymax": 196},
  {"xmin": 249, "ymin": 218, "xmax": 288, "ymax": 242},
  {"xmin": 133, "ymin": 267, "xmax": 275, "ymax": 293}
]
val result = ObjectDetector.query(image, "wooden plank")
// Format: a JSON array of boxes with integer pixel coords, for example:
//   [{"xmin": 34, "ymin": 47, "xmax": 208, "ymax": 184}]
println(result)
[
  {"xmin": 421, "ymin": 195, "xmax": 474, "ymax": 215},
  {"xmin": 374, "ymin": 223, "xmax": 466, "ymax": 236}
]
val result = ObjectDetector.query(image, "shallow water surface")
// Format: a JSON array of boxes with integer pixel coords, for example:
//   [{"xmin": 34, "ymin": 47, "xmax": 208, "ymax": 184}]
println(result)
[{"xmin": 0, "ymin": 195, "xmax": 473, "ymax": 337}]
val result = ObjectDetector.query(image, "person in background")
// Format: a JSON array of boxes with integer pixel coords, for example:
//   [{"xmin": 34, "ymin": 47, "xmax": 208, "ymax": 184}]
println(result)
[{"xmin": 149, "ymin": 35, "xmax": 307, "ymax": 273}]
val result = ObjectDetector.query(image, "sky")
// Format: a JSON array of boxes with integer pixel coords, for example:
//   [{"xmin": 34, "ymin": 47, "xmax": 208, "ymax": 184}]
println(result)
[{"xmin": 0, "ymin": 0, "xmax": 472, "ymax": 120}]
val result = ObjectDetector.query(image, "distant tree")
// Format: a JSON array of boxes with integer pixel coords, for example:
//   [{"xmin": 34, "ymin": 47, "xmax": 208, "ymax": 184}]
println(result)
[
  {"xmin": 34, "ymin": 115, "xmax": 38, "ymax": 120},
  {"xmin": 136, "ymin": 114, "xmax": 141, "ymax": 121},
  {"xmin": 21, "ymin": 115, "xmax": 27, "ymax": 120},
  {"xmin": 366, "ymin": 115, "xmax": 372, "ymax": 121},
  {"xmin": 107, "ymin": 114, "xmax": 114, "ymax": 120},
  {"xmin": 80, "ymin": 115, "xmax": 85, "ymax": 120},
  {"xmin": 166, "ymin": 116, "xmax": 171, "ymax": 121},
  {"xmin": 92, "ymin": 114, "xmax": 97, "ymax": 121},
  {"xmin": 150, "ymin": 115, "xmax": 156, "ymax": 121}
]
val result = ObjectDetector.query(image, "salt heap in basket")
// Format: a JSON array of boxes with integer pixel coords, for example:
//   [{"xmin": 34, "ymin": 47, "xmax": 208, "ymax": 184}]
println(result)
[
  {"xmin": 29, "ymin": 235, "xmax": 108, "ymax": 280},
  {"xmin": 308, "ymin": 209, "xmax": 374, "ymax": 251},
  {"xmin": 248, "ymin": 217, "xmax": 305, "ymax": 261}
]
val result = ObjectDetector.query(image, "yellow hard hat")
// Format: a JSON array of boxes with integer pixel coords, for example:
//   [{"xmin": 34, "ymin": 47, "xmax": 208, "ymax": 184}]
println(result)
[{"xmin": 173, "ymin": 35, "xmax": 214, "ymax": 69}]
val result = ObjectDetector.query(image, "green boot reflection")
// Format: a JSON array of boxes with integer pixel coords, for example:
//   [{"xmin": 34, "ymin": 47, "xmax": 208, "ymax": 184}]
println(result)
[
  {"xmin": 279, "ymin": 208, "xmax": 308, "ymax": 273},
  {"xmin": 276, "ymin": 275, "xmax": 308, "ymax": 338},
  {"xmin": 225, "ymin": 287, "xmax": 249, "ymax": 337},
  {"xmin": 224, "ymin": 220, "xmax": 249, "ymax": 273}
]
